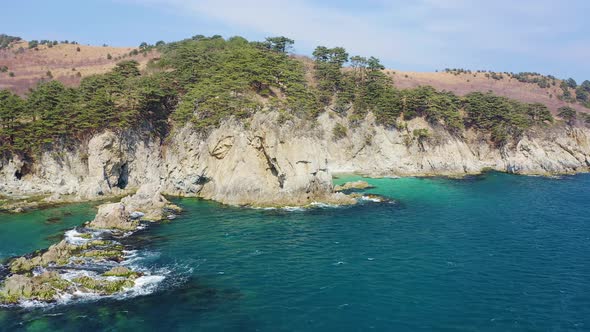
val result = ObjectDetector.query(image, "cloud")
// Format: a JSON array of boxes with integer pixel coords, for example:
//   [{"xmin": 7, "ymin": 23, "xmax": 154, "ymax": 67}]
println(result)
[{"xmin": 123, "ymin": 0, "xmax": 590, "ymax": 78}]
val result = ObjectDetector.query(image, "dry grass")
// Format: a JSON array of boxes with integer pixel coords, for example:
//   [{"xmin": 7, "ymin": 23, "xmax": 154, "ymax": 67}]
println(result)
[
  {"xmin": 387, "ymin": 70, "xmax": 589, "ymax": 114},
  {"xmin": 0, "ymin": 41, "xmax": 159, "ymax": 95},
  {"xmin": 1, "ymin": 42, "xmax": 586, "ymax": 115}
]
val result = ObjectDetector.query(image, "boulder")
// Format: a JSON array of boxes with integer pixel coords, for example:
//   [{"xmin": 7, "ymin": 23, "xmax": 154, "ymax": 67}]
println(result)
[
  {"xmin": 0, "ymin": 271, "xmax": 68, "ymax": 303},
  {"xmin": 121, "ymin": 183, "xmax": 180, "ymax": 221},
  {"xmin": 87, "ymin": 202, "xmax": 138, "ymax": 230}
]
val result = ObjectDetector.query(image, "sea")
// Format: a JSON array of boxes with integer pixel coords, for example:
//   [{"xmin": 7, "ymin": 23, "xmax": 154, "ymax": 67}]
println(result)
[{"xmin": 0, "ymin": 172, "xmax": 589, "ymax": 331}]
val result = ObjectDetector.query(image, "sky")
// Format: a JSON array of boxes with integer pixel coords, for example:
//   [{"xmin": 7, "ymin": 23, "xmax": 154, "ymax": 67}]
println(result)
[{"xmin": 2, "ymin": 0, "xmax": 590, "ymax": 81}]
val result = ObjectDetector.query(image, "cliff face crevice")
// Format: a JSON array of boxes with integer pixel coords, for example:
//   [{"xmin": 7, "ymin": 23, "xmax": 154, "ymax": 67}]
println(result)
[{"xmin": 1, "ymin": 111, "xmax": 589, "ymax": 207}]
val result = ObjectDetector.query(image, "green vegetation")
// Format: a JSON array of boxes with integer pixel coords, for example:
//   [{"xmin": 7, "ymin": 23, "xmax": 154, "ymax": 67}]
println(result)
[
  {"xmin": 165, "ymin": 35, "xmax": 319, "ymax": 129},
  {"xmin": 0, "ymin": 35, "xmax": 568, "ymax": 161},
  {"xmin": 464, "ymin": 93, "xmax": 551, "ymax": 144},
  {"xmin": 0, "ymin": 34, "xmax": 21, "ymax": 49},
  {"xmin": 262, "ymin": 36, "xmax": 294, "ymax": 53},
  {"xmin": 413, "ymin": 128, "xmax": 430, "ymax": 139},
  {"xmin": 558, "ymin": 106, "xmax": 577, "ymax": 126},
  {"xmin": 0, "ymin": 60, "xmax": 177, "ymax": 158},
  {"xmin": 511, "ymin": 72, "xmax": 556, "ymax": 89},
  {"xmin": 72, "ymin": 276, "xmax": 134, "ymax": 294},
  {"xmin": 332, "ymin": 123, "xmax": 348, "ymax": 140}
]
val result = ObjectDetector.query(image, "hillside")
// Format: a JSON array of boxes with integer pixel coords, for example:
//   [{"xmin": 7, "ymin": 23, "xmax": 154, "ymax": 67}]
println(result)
[
  {"xmin": 1, "ymin": 37, "xmax": 587, "ymax": 117},
  {"xmin": 389, "ymin": 70, "xmax": 589, "ymax": 115},
  {"xmin": 0, "ymin": 40, "xmax": 159, "ymax": 95},
  {"xmin": 0, "ymin": 35, "xmax": 589, "ymax": 211}
]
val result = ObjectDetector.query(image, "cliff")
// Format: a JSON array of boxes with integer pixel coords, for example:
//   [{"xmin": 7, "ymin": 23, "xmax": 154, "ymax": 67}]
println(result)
[{"xmin": 1, "ymin": 111, "xmax": 589, "ymax": 209}]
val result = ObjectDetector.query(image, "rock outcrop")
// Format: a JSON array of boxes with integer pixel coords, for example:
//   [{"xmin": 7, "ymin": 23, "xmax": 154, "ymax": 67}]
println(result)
[
  {"xmin": 0, "ymin": 188, "xmax": 181, "ymax": 305},
  {"xmin": 87, "ymin": 184, "xmax": 180, "ymax": 230},
  {"xmin": 87, "ymin": 203, "xmax": 137, "ymax": 231},
  {"xmin": 1, "ymin": 112, "xmax": 590, "ymax": 208},
  {"xmin": 334, "ymin": 180, "xmax": 373, "ymax": 192}
]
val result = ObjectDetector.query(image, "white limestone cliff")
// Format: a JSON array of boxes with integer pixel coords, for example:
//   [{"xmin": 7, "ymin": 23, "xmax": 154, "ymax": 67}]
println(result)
[{"xmin": 1, "ymin": 111, "xmax": 589, "ymax": 208}]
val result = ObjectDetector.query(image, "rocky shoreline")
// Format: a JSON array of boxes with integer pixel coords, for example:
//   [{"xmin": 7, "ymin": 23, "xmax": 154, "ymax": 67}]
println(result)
[
  {"xmin": 0, "ymin": 184, "xmax": 180, "ymax": 305},
  {"xmin": 0, "ymin": 180, "xmax": 391, "ymax": 305},
  {"xmin": 1, "ymin": 112, "xmax": 590, "ymax": 211}
]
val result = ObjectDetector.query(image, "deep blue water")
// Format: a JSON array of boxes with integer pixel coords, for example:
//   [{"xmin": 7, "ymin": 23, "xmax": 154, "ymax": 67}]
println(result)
[{"xmin": 1, "ymin": 172, "xmax": 589, "ymax": 331}]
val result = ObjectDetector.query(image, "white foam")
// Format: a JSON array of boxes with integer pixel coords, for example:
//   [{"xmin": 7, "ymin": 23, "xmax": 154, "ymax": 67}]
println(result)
[
  {"xmin": 309, "ymin": 202, "xmax": 340, "ymax": 208},
  {"xmin": 64, "ymin": 229, "xmax": 91, "ymax": 245},
  {"xmin": 124, "ymin": 275, "xmax": 165, "ymax": 296},
  {"xmin": 12, "ymin": 270, "xmax": 168, "ymax": 308},
  {"xmin": 282, "ymin": 206, "xmax": 305, "ymax": 212},
  {"xmin": 359, "ymin": 196, "xmax": 383, "ymax": 203}
]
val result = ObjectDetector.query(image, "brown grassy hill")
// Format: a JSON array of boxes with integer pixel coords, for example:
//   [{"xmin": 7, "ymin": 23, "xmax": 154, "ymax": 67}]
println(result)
[
  {"xmin": 388, "ymin": 70, "xmax": 589, "ymax": 114},
  {"xmin": 0, "ymin": 41, "xmax": 159, "ymax": 95},
  {"xmin": 1, "ymin": 41, "xmax": 586, "ymax": 115}
]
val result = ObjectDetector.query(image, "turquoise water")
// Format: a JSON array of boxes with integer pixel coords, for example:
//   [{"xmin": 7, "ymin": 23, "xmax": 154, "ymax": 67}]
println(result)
[
  {"xmin": 0, "ymin": 203, "xmax": 97, "ymax": 260},
  {"xmin": 1, "ymin": 172, "xmax": 590, "ymax": 331}
]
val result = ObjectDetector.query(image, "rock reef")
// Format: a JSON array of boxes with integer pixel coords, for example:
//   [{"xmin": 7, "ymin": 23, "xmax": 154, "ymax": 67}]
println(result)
[{"xmin": 0, "ymin": 187, "xmax": 180, "ymax": 305}]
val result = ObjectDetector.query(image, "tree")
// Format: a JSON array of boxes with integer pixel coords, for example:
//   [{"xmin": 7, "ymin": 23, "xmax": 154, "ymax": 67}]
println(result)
[
  {"xmin": 0, "ymin": 34, "xmax": 21, "ymax": 49},
  {"xmin": 0, "ymin": 90, "xmax": 24, "ymax": 128},
  {"xmin": 264, "ymin": 36, "xmax": 294, "ymax": 53},
  {"xmin": 28, "ymin": 40, "xmax": 39, "ymax": 49},
  {"xmin": 526, "ymin": 103, "xmax": 552, "ymax": 123},
  {"xmin": 576, "ymin": 87, "xmax": 589, "ymax": 103},
  {"xmin": 113, "ymin": 60, "xmax": 141, "ymax": 78},
  {"xmin": 558, "ymin": 106, "xmax": 577, "ymax": 125},
  {"xmin": 367, "ymin": 56, "xmax": 384, "ymax": 71},
  {"xmin": 350, "ymin": 56, "xmax": 367, "ymax": 70},
  {"xmin": 0, "ymin": 90, "xmax": 25, "ymax": 154},
  {"xmin": 566, "ymin": 78, "xmax": 577, "ymax": 89},
  {"xmin": 312, "ymin": 46, "xmax": 350, "ymax": 104},
  {"xmin": 139, "ymin": 42, "xmax": 149, "ymax": 51}
]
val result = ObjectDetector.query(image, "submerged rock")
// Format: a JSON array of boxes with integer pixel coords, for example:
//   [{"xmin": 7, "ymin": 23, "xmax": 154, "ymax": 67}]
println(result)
[
  {"xmin": 72, "ymin": 276, "xmax": 134, "ymax": 295},
  {"xmin": 334, "ymin": 180, "xmax": 373, "ymax": 192},
  {"xmin": 103, "ymin": 266, "xmax": 140, "ymax": 278}
]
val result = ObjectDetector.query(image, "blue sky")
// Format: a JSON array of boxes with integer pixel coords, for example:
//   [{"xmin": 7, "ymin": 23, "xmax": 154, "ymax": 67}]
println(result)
[{"xmin": 3, "ymin": 0, "xmax": 590, "ymax": 81}]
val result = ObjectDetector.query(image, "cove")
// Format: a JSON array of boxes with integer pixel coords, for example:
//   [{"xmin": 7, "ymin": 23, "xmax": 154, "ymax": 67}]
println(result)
[{"xmin": 1, "ymin": 172, "xmax": 589, "ymax": 331}]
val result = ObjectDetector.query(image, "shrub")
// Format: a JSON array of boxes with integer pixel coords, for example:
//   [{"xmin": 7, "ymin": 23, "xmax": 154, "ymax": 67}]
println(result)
[
  {"xmin": 557, "ymin": 106, "xmax": 577, "ymax": 126},
  {"xmin": 332, "ymin": 123, "xmax": 348, "ymax": 140},
  {"xmin": 412, "ymin": 128, "xmax": 430, "ymax": 139}
]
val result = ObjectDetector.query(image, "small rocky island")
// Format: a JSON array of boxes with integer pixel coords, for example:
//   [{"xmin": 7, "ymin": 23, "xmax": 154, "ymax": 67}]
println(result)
[{"xmin": 0, "ymin": 184, "xmax": 181, "ymax": 305}]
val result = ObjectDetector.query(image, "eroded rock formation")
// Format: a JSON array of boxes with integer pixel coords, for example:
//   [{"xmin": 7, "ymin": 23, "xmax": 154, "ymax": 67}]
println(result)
[{"xmin": 1, "ymin": 112, "xmax": 589, "ymax": 208}]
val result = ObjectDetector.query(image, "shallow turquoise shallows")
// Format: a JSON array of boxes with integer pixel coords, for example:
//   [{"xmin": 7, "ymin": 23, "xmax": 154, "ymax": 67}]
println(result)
[{"xmin": 1, "ymin": 172, "xmax": 589, "ymax": 331}]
